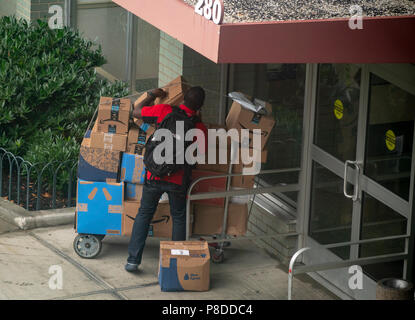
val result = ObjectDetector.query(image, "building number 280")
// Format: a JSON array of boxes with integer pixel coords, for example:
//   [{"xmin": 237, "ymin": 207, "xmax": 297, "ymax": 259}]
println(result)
[{"xmin": 194, "ymin": 0, "xmax": 224, "ymax": 25}]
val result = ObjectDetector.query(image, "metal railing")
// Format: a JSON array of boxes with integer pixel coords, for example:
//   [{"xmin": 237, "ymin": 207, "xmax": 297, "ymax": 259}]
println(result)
[
  {"xmin": 287, "ymin": 234, "xmax": 410, "ymax": 300},
  {"xmin": 0, "ymin": 148, "xmax": 78, "ymax": 211}
]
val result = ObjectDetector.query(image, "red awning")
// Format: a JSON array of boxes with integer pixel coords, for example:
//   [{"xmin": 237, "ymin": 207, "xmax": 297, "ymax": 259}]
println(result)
[{"xmin": 113, "ymin": 0, "xmax": 415, "ymax": 63}]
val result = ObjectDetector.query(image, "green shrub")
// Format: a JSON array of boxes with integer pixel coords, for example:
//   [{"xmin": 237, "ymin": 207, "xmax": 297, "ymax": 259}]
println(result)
[{"xmin": 0, "ymin": 16, "xmax": 130, "ymax": 161}]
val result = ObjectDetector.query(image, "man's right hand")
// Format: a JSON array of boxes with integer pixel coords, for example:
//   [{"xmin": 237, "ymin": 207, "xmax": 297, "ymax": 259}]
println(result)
[{"xmin": 150, "ymin": 88, "xmax": 167, "ymax": 99}]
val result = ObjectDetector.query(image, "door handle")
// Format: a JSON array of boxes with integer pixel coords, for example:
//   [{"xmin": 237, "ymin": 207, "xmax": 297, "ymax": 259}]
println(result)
[{"xmin": 343, "ymin": 160, "xmax": 360, "ymax": 201}]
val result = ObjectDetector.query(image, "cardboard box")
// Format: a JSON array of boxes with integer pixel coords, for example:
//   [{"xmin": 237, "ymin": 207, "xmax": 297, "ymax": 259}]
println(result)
[
  {"xmin": 240, "ymin": 146, "xmax": 268, "ymax": 164},
  {"xmin": 122, "ymin": 201, "xmax": 193, "ymax": 237},
  {"xmin": 90, "ymin": 131, "xmax": 127, "ymax": 152},
  {"xmin": 128, "ymin": 144, "xmax": 145, "ymax": 155},
  {"xmin": 120, "ymin": 153, "xmax": 146, "ymax": 184},
  {"xmin": 76, "ymin": 179, "xmax": 123, "ymax": 235},
  {"xmin": 226, "ymin": 93, "xmax": 275, "ymax": 150},
  {"xmin": 127, "ymin": 123, "xmax": 155, "ymax": 155},
  {"xmin": 159, "ymin": 241, "xmax": 210, "ymax": 292},
  {"xmin": 158, "ymin": 76, "xmax": 190, "ymax": 106},
  {"xmin": 89, "ymin": 120, "xmax": 127, "ymax": 151},
  {"xmin": 81, "ymin": 136, "xmax": 91, "ymax": 148},
  {"xmin": 97, "ymin": 97, "xmax": 131, "ymax": 134},
  {"xmin": 77, "ymin": 146, "xmax": 122, "ymax": 182},
  {"xmin": 125, "ymin": 183, "xmax": 143, "ymax": 201},
  {"xmin": 133, "ymin": 76, "xmax": 189, "ymax": 109},
  {"xmin": 191, "ymin": 169, "xmax": 227, "ymax": 207},
  {"xmin": 122, "ymin": 202, "xmax": 173, "ymax": 238},
  {"xmin": 230, "ymin": 163, "xmax": 256, "ymax": 189},
  {"xmin": 192, "ymin": 203, "xmax": 248, "ymax": 236}
]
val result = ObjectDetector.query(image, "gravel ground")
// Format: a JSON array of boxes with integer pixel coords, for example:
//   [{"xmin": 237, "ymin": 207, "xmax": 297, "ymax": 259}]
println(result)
[{"xmin": 183, "ymin": 0, "xmax": 415, "ymax": 23}]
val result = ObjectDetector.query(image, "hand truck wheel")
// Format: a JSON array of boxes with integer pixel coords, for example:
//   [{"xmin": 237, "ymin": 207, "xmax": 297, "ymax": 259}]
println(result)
[
  {"xmin": 211, "ymin": 249, "xmax": 225, "ymax": 264},
  {"xmin": 73, "ymin": 234, "xmax": 103, "ymax": 259}
]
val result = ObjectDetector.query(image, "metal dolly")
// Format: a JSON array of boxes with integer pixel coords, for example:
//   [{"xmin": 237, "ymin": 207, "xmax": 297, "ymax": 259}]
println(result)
[
  {"xmin": 72, "ymin": 167, "xmax": 299, "ymax": 260},
  {"xmin": 186, "ymin": 167, "xmax": 300, "ymax": 263}
]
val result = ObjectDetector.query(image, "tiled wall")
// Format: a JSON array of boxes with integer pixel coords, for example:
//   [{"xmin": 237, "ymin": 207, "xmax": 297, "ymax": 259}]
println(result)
[
  {"xmin": 247, "ymin": 203, "xmax": 298, "ymax": 265},
  {"xmin": 158, "ymin": 31, "xmax": 184, "ymax": 87},
  {"xmin": 182, "ymin": 46, "xmax": 222, "ymax": 125},
  {"xmin": 13, "ymin": 0, "xmax": 64, "ymax": 22},
  {"xmin": 30, "ymin": 0, "xmax": 64, "ymax": 22}
]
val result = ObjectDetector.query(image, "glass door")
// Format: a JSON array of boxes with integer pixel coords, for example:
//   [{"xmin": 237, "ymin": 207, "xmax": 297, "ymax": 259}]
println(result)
[
  {"xmin": 302, "ymin": 63, "xmax": 415, "ymax": 300},
  {"xmin": 358, "ymin": 65, "xmax": 415, "ymax": 282}
]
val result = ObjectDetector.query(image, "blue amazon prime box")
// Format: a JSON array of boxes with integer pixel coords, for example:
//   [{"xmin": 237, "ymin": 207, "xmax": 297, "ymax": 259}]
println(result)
[
  {"xmin": 77, "ymin": 145, "xmax": 122, "ymax": 182},
  {"xmin": 120, "ymin": 153, "xmax": 146, "ymax": 184},
  {"xmin": 76, "ymin": 179, "xmax": 123, "ymax": 235},
  {"xmin": 158, "ymin": 241, "xmax": 210, "ymax": 292}
]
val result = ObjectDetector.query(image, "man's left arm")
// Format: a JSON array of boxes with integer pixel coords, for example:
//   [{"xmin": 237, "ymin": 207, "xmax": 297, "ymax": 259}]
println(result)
[{"xmin": 132, "ymin": 88, "xmax": 166, "ymax": 119}]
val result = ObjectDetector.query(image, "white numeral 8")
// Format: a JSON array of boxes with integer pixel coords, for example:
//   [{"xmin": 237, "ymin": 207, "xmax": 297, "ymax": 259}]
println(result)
[{"xmin": 204, "ymin": 0, "xmax": 213, "ymax": 20}]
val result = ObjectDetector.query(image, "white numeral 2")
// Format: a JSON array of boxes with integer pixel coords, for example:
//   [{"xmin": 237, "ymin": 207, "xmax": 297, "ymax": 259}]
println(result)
[
  {"xmin": 194, "ymin": 0, "xmax": 224, "ymax": 25},
  {"xmin": 195, "ymin": 0, "xmax": 204, "ymax": 15}
]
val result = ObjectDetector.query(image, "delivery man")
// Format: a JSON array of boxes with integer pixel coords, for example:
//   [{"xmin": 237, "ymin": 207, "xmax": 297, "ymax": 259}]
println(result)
[{"xmin": 125, "ymin": 86, "xmax": 208, "ymax": 272}]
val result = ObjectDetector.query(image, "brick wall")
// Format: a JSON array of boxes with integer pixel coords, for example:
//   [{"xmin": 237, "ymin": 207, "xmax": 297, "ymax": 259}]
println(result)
[
  {"xmin": 182, "ymin": 45, "xmax": 222, "ymax": 124},
  {"xmin": 158, "ymin": 31, "xmax": 183, "ymax": 87},
  {"xmin": 247, "ymin": 202, "xmax": 298, "ymax": 265},
  {"xmin": 30, "ymin": 0, "xmax": 64, "ymax": 22},
  {"xmin": 14, "ymin": 0, "xmax": 64, "ymax": 22}
]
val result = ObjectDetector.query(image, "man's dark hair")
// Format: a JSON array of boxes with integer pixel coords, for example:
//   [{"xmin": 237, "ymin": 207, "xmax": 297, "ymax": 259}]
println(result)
[{"xmin": 184, "ymin": 86, "xmax": 205, "ymax": 111}]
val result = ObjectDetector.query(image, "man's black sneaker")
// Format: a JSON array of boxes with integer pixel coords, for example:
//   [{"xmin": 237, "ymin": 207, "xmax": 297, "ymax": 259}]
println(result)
[{"xmin": 125, "ymin": 263, "xmax": 139, "ymax": 272}]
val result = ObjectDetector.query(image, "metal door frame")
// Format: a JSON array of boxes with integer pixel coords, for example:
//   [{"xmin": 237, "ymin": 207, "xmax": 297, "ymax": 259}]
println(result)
[{"xmin": 298, "ymin": 63, "xmax": 415, "ymax": 299}]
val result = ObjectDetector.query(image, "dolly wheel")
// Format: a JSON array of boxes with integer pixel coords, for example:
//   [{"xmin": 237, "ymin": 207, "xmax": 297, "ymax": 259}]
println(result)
[
  {"xmin": 211, "ymin": 249, "xmax": 225, "ymax": 264},
  {"xmin": 73, "ymin": 234, "xmax": 102, "ymax": 259}
]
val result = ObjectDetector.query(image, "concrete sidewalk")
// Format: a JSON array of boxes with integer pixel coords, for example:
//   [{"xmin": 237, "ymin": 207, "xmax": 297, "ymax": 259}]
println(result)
[{"xmin": 0, "ymin": 224, "xmax": 337, "ymax": 300}]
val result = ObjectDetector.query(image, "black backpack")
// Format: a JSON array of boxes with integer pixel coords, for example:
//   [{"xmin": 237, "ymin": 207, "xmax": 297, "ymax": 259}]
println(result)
[{"xmin": 144, "ymin": 106, "xmax": 199, "ymax": 180}]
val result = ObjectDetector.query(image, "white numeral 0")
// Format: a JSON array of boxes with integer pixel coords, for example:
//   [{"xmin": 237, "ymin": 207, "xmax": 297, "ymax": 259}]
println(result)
[
  {"xmin": 212, "ymin": 0, "xmax": 223, "ymax": 24},
  {"xmin": 194, "ymin": 0, "xmax": 224, "ymax": 25}
]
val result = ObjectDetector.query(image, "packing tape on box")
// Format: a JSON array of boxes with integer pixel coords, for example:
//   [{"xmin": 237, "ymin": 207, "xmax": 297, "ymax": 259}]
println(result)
[{"xmin": 103, "ymin": 133, "xmax": 114, "ymax": 143}]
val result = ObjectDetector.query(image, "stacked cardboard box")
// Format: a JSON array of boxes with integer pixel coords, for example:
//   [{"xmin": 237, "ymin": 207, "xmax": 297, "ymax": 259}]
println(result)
[
  {"xmin": 226, "ymin": 92, "xmax": 275, "ymax": 189},
  {"xmin": 76, "ymin": 97, "xmax": 131, "ymax": 235},
  {"xmin": 190, "ymin": 93, "xmax": 275, "ymax": 237},
  {"xmin": 121, "ymin": 76, "xmax": 191, "ymax": 238},
  {"xmin": 76, "ymin": 76, "xmax": 190, "ymax": 238}
]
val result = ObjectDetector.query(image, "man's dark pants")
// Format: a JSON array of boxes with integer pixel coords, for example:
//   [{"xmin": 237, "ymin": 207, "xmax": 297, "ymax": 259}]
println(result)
[{"xmin": 127, "ymin": 181, "xmax": 187, "ymax": 265}]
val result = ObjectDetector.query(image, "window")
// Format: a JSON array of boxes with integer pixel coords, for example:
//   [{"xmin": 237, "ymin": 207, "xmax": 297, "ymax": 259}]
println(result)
[
  {"xmin": 76, "ymin": 1, "xmax": 127, "ymax": 80},
  {"xmin": 135, "ymin": 18, "xmax": 160, "ymax": 92},
  {"xmin": 0, "ymin": 0, "xmax": 17, "ymax": 17}
]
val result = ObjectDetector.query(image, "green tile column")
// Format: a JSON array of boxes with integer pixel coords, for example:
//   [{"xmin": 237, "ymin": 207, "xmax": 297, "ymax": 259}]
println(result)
[
  {"xmin": 158, "ymin": 31, "xmax": 184, "ymax": 87},
  {"xmin": 16, "ymin": 0, "xmax": 31, "ymax": 22}
]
